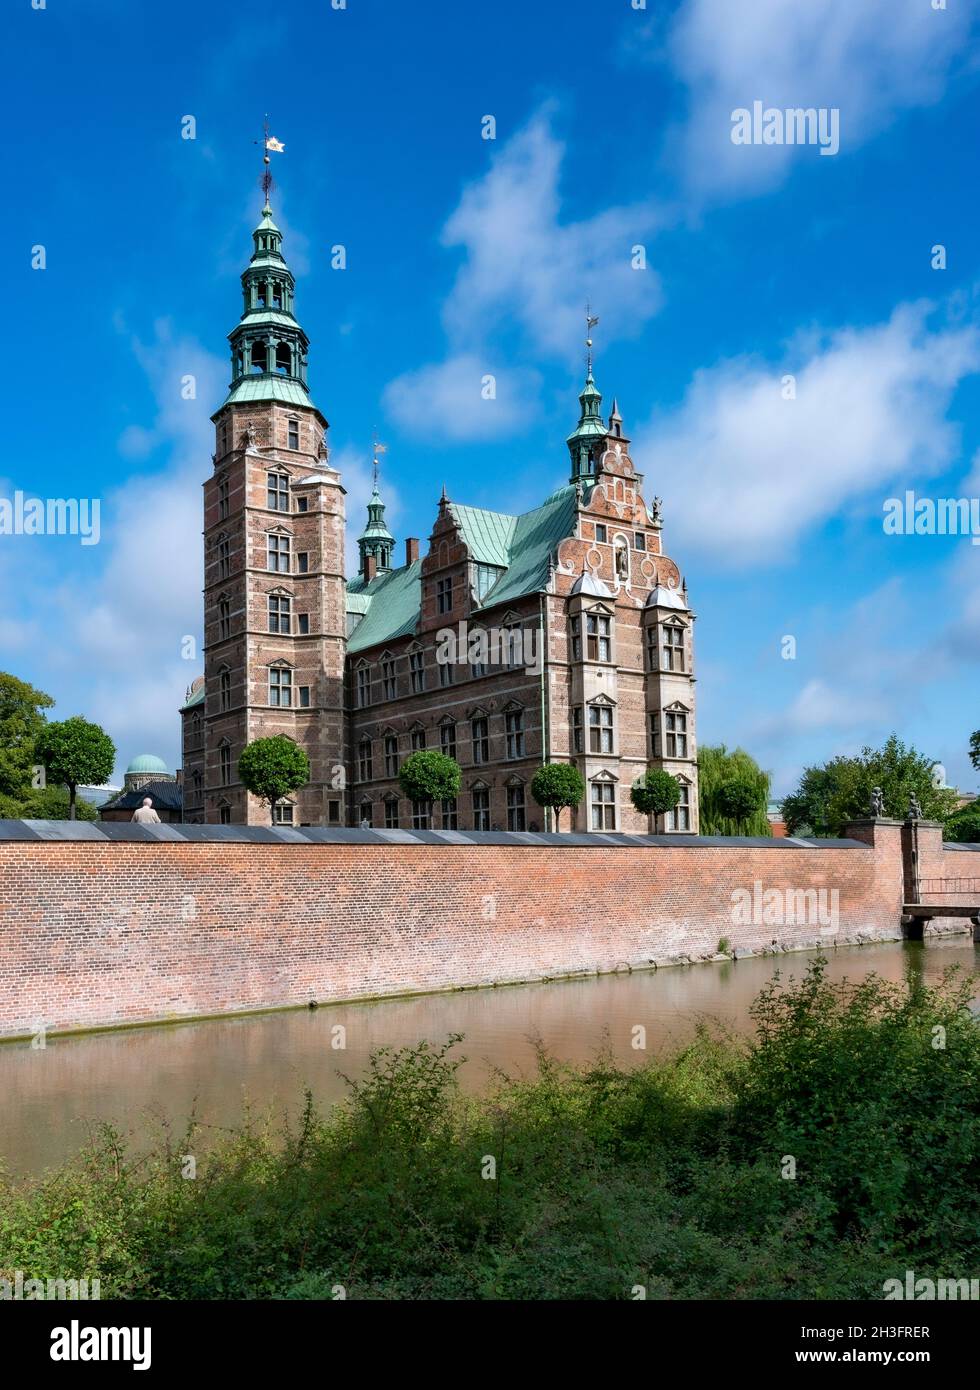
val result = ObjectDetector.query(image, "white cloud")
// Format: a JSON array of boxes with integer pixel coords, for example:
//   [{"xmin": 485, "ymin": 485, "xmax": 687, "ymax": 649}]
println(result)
[
  {"xmin": 659, "ymin": 0, "xmax": 976, "ymax": 198},
  {"xmin": 636, "ymin": 302, "xmax": 980, "ymax": 563},
  {"xmin": 386, "ymin": 111, "xmax": 663, "ymax": 440},
  {"xmin": 384, "ymin": 355, "xmax": 541, "ymax": 441}
]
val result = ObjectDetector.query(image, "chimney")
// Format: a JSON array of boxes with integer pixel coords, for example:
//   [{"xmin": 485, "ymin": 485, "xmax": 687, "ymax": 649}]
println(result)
[
  {"xmin": 364, "ymin": 554, "xmax": 377, "ymax": 583},
  {"xmin": 406, "ymin": 537, "xmax": 420, "ymax": 565}
]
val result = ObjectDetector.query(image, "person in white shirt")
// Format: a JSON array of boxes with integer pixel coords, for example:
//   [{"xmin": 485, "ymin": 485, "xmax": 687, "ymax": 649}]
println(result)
[{"xmin": 132, "ymin": 797, "xmax": 161, "ymax": 825}]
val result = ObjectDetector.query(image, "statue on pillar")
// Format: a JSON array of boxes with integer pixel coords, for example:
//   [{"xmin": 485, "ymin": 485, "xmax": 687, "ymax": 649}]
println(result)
[
  {"xmin": 870, "ymin": 787, "xmax": 885, "ymax": 818},
  {"xmin": 907, "ymin": 792, "xmax": 923, "ymax": 822}
]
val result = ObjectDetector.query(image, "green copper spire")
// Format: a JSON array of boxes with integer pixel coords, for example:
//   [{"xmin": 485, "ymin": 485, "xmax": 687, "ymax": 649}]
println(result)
[
  {"xmin": 357, "ymin": 447, "xmax": 396, "ymax": 576},
  {"xmin": 566, "ymin": 368, "xmax": 606, "ymax": 483},
  {"xmin": 221, "ymin": 195, "xmax": 316, "ymax": 411}
]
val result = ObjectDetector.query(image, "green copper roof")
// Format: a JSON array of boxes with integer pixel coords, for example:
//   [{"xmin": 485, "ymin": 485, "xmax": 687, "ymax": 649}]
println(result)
[
  {"xmin": 345, "ymin": 485, "xmax": 578, "ymax": 652},
  {"xmin": 448, "ymin": 503, "xmax": 517, "ymax": 566},
  {"xmin": 222, "ymin": 377, "xmax": 314, "ymax": 409},
  {"xmin": 238, "ymin": 309, "xmax": 299, "ymax": 330},
  {"xmin": 358, "ymin": 486, "xmax": 396, "ymax": 543},
  {"xmin": 347, "ymin": 558, "xmax": 424, "ymax": 652},
  {"xmin": 127, "ymin": 753, "xmax": 168, "ymax": 775},
  {"xmin": 566, "ymin": 370, "xmax": 606, "ymax": 443}
]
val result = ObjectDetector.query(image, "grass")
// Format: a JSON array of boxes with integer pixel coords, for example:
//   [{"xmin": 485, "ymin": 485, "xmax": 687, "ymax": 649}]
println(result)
[{"xmin": 1, "ymin": 958, "xmax": 977, "ymax": 1300}]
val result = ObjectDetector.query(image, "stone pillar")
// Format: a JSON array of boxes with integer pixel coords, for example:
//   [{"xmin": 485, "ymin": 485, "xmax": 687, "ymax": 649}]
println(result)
[{"xmin": 845, "ymin": 817, "xmax": 906, "ymax": 937}]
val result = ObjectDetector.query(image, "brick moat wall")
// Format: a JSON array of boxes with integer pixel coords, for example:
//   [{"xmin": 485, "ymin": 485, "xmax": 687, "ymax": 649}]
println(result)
[{"xmin": 0, "ymin": 818, "xmax": 962, "ymax": 1039}]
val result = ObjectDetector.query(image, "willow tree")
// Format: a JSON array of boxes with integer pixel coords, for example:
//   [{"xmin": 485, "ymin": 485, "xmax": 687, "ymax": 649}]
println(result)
[{"xmin": 697, "ymin": 744, "xmax": 772, "ymax": 837}]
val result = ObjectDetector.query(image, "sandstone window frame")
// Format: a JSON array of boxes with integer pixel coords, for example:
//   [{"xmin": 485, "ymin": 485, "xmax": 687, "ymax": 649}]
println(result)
[
  {"xmin": 383, "ymin": 731, "xmax": 398, "ymax": 778},
  {"xmin": 441, "ymin": 797, "xmax": 459, "ymax": 830},
  {"xmin": 661, "ymin": 618, "xmax": 687, "ymax": 673},
  {"xmin": 268, "ymin": 662, "xmax": 293, "ymax": 708},
  {"xmin": 585, "ymin": 604, "xmax": 613, "ymax": 663},
  {"xmin": 436, "ymin": 575, "xmax": 453, "ymax": 615},
  {"xmin": 410, "ymin": 723, "xmax": 426, "ymax": 752},
  {"xmin": 440, "ymin": 717, "xmax": 457, "ymax": 761},
  {"xmin": 384, "ymin": 796, "xmax": 399, "ymax": 829},
  {"xmin": 266, "ymin": 530, "xmax": 291, "ymax": 574},
  {"xmin": 470, "ymin": 709, "xmax": 490, "ymax": 765},
  {"xmin": 358, "ymin": 738, "xmax": 373, "ymax": 782},
  {"xmin": 273, "ymin": 800, "xmax": 295, "ymax": 825},
  {"xmin": 355, "ymin": 661, "xmax": 371, "ymax": 709},
  {"xmin": 380, "ymin": 651, "xmax": 398, "ymax": 700},
  {"xmin": 504, "ymin": 704, "xmax": 525, "ymax": 760},
  {"xmin": 268, "ymin": 590, "xmax": 292, "ymax": 635},
  {"xmin": 287, "ymin": 417, "xmax": 300, "ymax": 450},
  {"xmin": 219, "ymin": 666, "xmax": 231, "ymax": 713},
  {"xmin": 471, "ymin": 781, "xmax": 491, "ymax": 830},
  {"xmin": 664, "ymin": 704, "xmax": 690, "ymax": 759},
  {"xmin": 408, "ymin": 643, "xmax": 426, "ymax": 694},
  {"xmin": 505, "ymin": 778, "xmax": 526, "ymax": 832},
  {"xmin": 267, "ymin": 471, "xmax": 290, "ymax": 513},
  {"xmin": 218, "ymin": 741, "xmax": 232, "ymax": 787},
  {"xmin": 588, "ymin": 696, "xmax": 615, "ymax": 754},
  {"xmin": 217, "ymin": 593, "xmax": 232, "ymax": 641},
  {"xmin": 665, "ymin": 775, "xmax": 692, "ymax": 832},
  {"xmin": 216, "ymin": 531, "xmax": 231, "ymax": 579},
  {"xmin": 589, "ymin": 772, "xmax": 617, "ymax": 831}
]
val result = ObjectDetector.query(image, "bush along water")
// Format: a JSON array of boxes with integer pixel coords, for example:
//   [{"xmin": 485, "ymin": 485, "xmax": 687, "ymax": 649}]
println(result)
[{"xmin": 0, "ymin": 959, "xmax": 977, "ymax": 1300}]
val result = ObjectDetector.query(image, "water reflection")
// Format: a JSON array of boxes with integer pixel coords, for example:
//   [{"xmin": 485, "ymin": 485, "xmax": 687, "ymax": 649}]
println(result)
[{"xmin": 1, "ymin": 936, "xmax": 976, "ymax": 1177}]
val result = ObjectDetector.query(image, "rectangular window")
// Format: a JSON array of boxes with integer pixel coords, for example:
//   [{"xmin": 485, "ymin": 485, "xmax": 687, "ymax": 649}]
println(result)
[
  {"xmin": 382, "ymin": 659, "xmax": 397, "ymax": 700},
  {"xmin": 218, "ymin": 536, "xmax": 230, "ymax": 578},
  {"xmin": 273, "ymin": 802, "xmax": 294, "ymax": 825},
  {"xmin": 412, "ymin": 804, "xmax": 431, "ymax": 830},
  {"xmin": 268, "ymin": 594, "xmax": 291, "ymax": 634},
  {"xmin": 646, "ymin": 626, "xmax": 658, "ymax": 672},
  {"xmin": 666, "ymin": 782, "xmax": 691, "ymax": 832},
  {"xmin": 634, "ymin": 532, "xmax": 647, "ymax": 551},
  {"xmin": 440, "ymin": 722, "xmax": 457, "ymax": 760},
  {"xmin": 218, "ymin": 476, "xmax": 229, "ymax": 520},
  {"xmin": 219, "ymin": 804, "xmax": 231, "ymax": 824},
  {"xmin": 472, "ymin": 787, "xmax": 490, "ymax": 831},
  {"xmin": 327, "ymin": 799, "xmax": 341, "ymax": 824},
  {"xmin": 439, "ymin": 660, "xmax": 454, "ymax": 687},
  {"xmin": 299, "ymin": 685, "xmax": 311, "ymax": 708},
  {"xmin": 411, "ymin": 727, "xmax": 426, "ymax": 752},
  {"xmin": 356, "ymin": 666, "xmax": 371, "ymax": 708},
  {"xmin": 436, "ymin": 576, "xmax": 453, "ymax": 614},
  {"xmin": 297, "ymin": 552, "xmax": 309, "ymax": 574},
  {"xmin": 587, "ymin": 613, "xmax": 611, "ymax": 662},
  {"xmin": 288, "ymin": 420, "xmax": 300, "ymax": 450},
  {"xmin": 589, "ymin": 704, "xmax": 614, "ymax": 754},
  {"xmin": 665, "ymin": 710, "xmax": 688, "ymax": 759},
  {"xmin": 267, "ymin": 473, "xmax": 290, "ymax": 512},
  {"xmin": 650, "ymin": 712, "xmax": 660, "ymax": 758},
  {"xmin": 591, "ymin": 782, "xmax": 616, "ymax": 830},
  {"xmin": 220, "ymin": 670, "xmax": 231, "ymax": 712},
  {"xmin": 218, "ymin": 599, "xmax": 231, "ymax": 641},
  {"xmin": 569, "ymin": 616, "xmax": 581, "ymax": 661},
  {"xmin": 506, "ymin": 785, "xmax": 526, "ymax": 831},
  {"xmin": 409, "ymin": 648, "xmax": 425, "ymax": 693},
  {"xmin": 268, "ymin": 534, "xmax": 290, "ymax": 572},
  {"xmin": 358, "ymin": 741, "xmax": 373, "ymax": 781},
  {"xmin": 296, "ymin": 496, "xmax": 308, "ymax": 513},
  {"xmin": 384, "ymin": 735, "xmax": 398, "ymax": 778},
  {"xmin": 662, "ymin": 626, "xmax": 685, "ymax": 672},
  {"xmin": 219, "ymin": 745, "xmax": 231, "ymax": 786},
  {"xmin": 384, "ymin": 799, "xmax": 399, "ymax": 829},
  {"xmin": 298, "ymin": 613, "xmax": 310, "ymax": 635},
  {"xmin": 505, "ymin": 709, "xmax": 525, "ymax": 759},
  {"xmin": 472, "ymin": 717, "xmax": 489, "ymax": 765},
  {"xmin": 359, "ymin": 803, "xmax": 374, "ymax": 828},
  {"xmin": 503, "ymin": 622, "xmax": 522, "ymax": 668},
  {"xmin": 441, "ymin": 798, "xmax": 458, "ymax": 830},
  {"xmin": 595, "ymin": 524, "xmax": 607, "ymax": 543},
  {"xmin": 573, "ymin": 707, "xmax": 584, "ymax": 753},
  {"xmin": 269, "ymin": 667, "xmax": 292, "ymax": 707}
]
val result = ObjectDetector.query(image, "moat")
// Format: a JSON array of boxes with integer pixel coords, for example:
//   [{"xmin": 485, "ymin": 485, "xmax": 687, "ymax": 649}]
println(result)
[{"xmin": 1, "ymin": 935, "xmax": 977, "ymax": 1178}]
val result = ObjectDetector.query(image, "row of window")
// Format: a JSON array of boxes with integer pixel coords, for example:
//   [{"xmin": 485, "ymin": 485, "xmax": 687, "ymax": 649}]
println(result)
[
  {"xmin": 593, "ymin": 525, "xmax": 647, "ymax": 549},
  {"xmin": 357, "ymin": 711, "xmax": 524, "ymax": 779}
]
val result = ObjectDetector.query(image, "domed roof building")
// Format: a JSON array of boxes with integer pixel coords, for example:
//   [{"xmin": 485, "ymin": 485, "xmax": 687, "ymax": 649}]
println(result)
[{"xmin": 99, "ymin": 754, "xmax": 182, "ymax": 823}]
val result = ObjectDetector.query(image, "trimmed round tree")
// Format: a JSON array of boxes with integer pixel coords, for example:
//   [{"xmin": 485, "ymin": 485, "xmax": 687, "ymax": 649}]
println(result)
[
  {"xmin": 716, "ymin": 775, "xmax": 761, "ymax": 834},
  {"xmin": 34, "ymin": 716, "xmax": 115, "ymax": 821},
  {"xmin": 630, "ymin": 768, "xmax": 681, "ymax": 832},
  {"xmin": 398, "ymin": 750, "xmax": 461, "ymax": 823},
  {"xmin": 238, "ymin": 735, "xmax": 310, "ymax": 825},
  {"xmin": 530, "ymin": 763, "xmax": 585, "ymax": 832}
]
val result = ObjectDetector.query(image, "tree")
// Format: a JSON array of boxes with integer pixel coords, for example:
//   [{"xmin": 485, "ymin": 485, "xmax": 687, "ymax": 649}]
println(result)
[
  {"xmin": 717, "ymin": 776, "xmax": 762, "ymax": 834},
  {"xmin": 698, "ymin": 744, "xmax": 772, "ymax": 836},
  {"xmin": 970, "ymin": 731, "xmax": 980, "ymax": 773},
  {"xmin": 0, "ymin": 786, "xmax": 98, "ymax": 822},
  {"xmin": 34, "ymin": 717, "xmax": 115, "ymax": 821},
  {"xmin": 530, "ymin": 763, "xmax": 585, "ymax": 831},
  {"xmin": 0, "ymin": 672, "xmax": 54, "ymax": 800},
  {"xmin": 238, "ymin": 736, "xmax": 309, "ymax": 825},
  {"xmin": 942, "ymin": 802, "xmax": 980, "ymax": 844},
  {"xmin": 630, "ymin": 768, "xmax": 680, "ymax": 831},
  {"xmin": 782, "ymin": 733, "xmax": 959, "ymax": 837},
  {"xmin": 398, "ymin": 750, "xmax": 461, "ymax": 818}
]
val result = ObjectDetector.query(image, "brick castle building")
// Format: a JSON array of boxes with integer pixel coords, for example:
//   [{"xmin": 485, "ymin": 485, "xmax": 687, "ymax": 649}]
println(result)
[{"xmin": 180, "ymin": 193, "xmax": 700, "ymax": 832}]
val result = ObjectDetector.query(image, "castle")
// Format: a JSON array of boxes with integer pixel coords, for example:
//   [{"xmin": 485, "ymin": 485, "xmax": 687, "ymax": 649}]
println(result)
[{"xmin": 179, "ymin": 191, "xmax": 700, "ymax": 832}]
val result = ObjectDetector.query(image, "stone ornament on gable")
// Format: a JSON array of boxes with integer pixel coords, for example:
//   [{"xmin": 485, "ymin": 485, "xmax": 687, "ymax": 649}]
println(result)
[{"xmin": 651, "ymin": 496, "xmax": 663, "ymax": 525}]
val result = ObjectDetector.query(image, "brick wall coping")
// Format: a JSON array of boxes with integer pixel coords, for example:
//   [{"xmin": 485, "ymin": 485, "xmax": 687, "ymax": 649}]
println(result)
[
  {"xmin": 0, "ymin": 819, "xmax": 868, "ymax": 850},
  {"xmin": 943, "ymin": 841, "xmax": 980, "ymax": 852}
]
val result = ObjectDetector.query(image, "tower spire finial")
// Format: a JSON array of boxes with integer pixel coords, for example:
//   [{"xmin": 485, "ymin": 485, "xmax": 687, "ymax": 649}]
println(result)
[
  {"xmin": 585, "ymin": 302, "xmax": 599, "ymax": 377},
  {"xmin": 371, "ymin": 435, "xmax": 387, "ymax": 492},
  {"xmin": 255, "ymin": 115, "xmax": 285, "ymax": 209}
]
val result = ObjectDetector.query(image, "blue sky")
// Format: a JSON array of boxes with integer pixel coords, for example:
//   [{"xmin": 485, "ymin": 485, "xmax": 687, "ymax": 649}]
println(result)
[{"xmin": 4, "ymin": 0, "xmax": 980, "ymax": 796}]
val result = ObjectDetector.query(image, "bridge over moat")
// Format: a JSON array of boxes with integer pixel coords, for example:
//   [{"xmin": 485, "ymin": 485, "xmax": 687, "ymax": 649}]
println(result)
[{"xmin": 902, "ymin": 878, "xmax": 980, "ymax": 942}]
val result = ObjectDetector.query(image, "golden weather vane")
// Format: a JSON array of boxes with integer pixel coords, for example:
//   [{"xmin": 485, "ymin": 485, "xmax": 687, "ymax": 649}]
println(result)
[
  {"xmin": 371, "ymin": 435, "xmax": 388, "ymax": 490},
  {"xmin": 254, "ymin": 115, "xmax": 285, "ymax": 204}
]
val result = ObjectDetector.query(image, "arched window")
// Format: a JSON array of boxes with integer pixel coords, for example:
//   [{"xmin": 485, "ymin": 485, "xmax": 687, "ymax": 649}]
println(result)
[
  {"xmin": 271, "ymin": 281, "xmax": 283, "ymax": 309},
  {"xmin": 250, "ymin": 341, "xmax": 266, "ymax": 373},
  {"xmin": 275, "ymin": 343, "xmax": 291, "ymax": 375}
]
